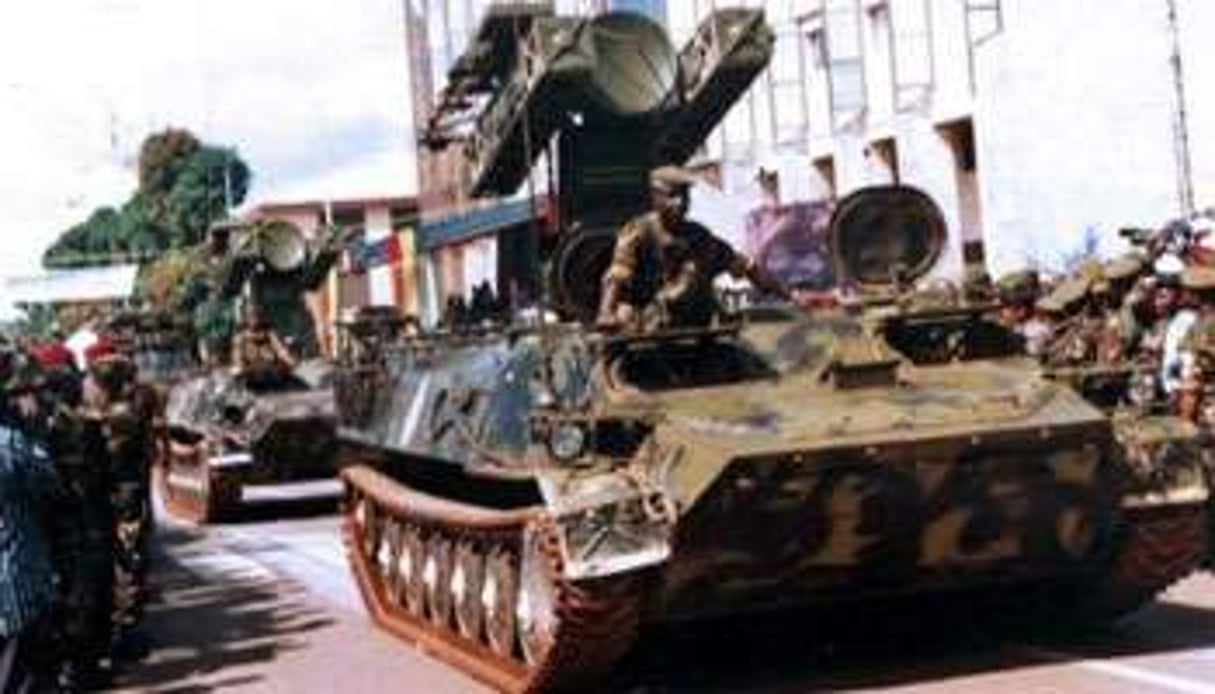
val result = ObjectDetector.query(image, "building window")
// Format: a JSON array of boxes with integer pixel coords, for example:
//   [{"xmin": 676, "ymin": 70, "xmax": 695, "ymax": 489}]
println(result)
[
  {"xmin": 891, "ymin": 0, "xmax": 934, "ymax": 110},
  {"xmin": 770, "ymin": 25, "xmax": 810, "ymax": 145},
  {"xmin": 800, "ymin": 11, "xmax": 833, "ymax": 137},
  {"xmin": 864, "ymin": 0, "xmax": 895, "ymax": 123},
  {"xmin": 965, "ymin": 0, "xmax": 1004, "ymax": 46},
  {"xmin": 822, "ymin": 0, "xmax": 867, "ymax": 131}
]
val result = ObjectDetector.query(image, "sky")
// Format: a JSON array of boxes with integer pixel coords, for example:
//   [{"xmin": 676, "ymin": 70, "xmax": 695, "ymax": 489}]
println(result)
[{"xmin": 0, "ymin": 0, "xmax": 417, "ymax": 281}]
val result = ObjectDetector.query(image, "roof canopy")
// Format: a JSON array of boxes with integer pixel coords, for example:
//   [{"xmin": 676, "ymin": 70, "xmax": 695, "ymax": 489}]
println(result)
[{"xmin": 3, "ymin": 264, "xmax": 140, "ymax": 306}]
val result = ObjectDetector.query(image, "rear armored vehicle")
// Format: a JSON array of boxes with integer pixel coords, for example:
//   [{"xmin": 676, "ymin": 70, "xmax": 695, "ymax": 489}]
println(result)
[
  {"xmin": 160, "ymin": 219, "xmax": 342, "ymax": 522},
  {"xmin": 337, "ymin": 6, "xmax": 1212, "ymax": 691}
]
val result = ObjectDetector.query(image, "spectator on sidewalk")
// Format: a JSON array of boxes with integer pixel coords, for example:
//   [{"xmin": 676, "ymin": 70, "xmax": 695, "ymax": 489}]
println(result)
[{"xmin": 0, "ymin": 346, "xmax": 59, "ymax": 693}]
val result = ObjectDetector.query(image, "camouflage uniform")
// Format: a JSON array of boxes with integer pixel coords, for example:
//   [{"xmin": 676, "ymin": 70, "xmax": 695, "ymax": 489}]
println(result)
[
  {"xmin": 1092, "ymin": 254, "xmax": 1148, "ymax": 364},
  {"xmin": 231, "ymin": 323, "xmax": 296, "ymax": 389},
  {"xmin": 604, "ymin": 211, "xmax": 751, "ymax": 328},
  {"xmin": 1037, "ymin": 274, "xmax": 1101, "ymax": 367},
  {"xmin": 600, "ymin": 166, "xmax": 787, "ymax": 329},
  {"xmin": 82, "ymin": 353, "xmax": 157, "ymax": 647},
  {"xmin": 46, "ymin": 389, "xmax": 114, "ymax": 689},
  {"xmin": 996, "ymin": 269, "xmax": 1052, "ymax": 357}
]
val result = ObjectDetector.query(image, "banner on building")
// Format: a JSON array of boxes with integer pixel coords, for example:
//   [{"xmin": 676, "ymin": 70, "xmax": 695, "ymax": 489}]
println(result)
[
  {"xmin": 347, "ymin": 234, "xmax": 402, "ymax": 273},
  {"xmin": 743, "ymin": 201, "xmax": 836, "ymax": 291}
]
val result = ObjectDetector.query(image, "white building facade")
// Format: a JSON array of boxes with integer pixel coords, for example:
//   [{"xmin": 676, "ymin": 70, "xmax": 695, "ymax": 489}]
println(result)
[{"xmin": 669, "ymin": 0, "xmax": 1215, "ymax": 278}]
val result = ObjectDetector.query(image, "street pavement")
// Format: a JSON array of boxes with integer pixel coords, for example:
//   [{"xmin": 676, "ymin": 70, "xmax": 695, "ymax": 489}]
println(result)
[{"xmin": 107, "ymin": 492, "xmax": 1215, "ymax": 693}]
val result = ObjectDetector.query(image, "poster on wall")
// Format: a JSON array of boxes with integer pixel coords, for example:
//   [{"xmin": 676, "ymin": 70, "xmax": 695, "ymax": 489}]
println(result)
[{"xmin": 743, "ymin": 200, "xmax": 836, "ymax": 291}]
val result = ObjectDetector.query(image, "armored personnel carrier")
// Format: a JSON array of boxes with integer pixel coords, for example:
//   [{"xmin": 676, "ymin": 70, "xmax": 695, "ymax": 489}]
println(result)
[
  {"xmin": 336, "ymin": 6, "xmax": 1211, "ymax": 692},
  {"xmin": 159, "ymin": 220, "xmax": 341, "ymax": 522}
]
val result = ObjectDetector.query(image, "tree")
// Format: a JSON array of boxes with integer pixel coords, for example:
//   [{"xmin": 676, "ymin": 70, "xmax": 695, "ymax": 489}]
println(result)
[
  {"xmin": 42, "ymin": 127, "xmax": 252, "ymax": 268},
  {"xmin": 138, "ymin": 128, "xmax": 201, "ymax": 196},
  {"xmin": 161, "ymin": 146, "xmax": 251, "ymax": 247}
]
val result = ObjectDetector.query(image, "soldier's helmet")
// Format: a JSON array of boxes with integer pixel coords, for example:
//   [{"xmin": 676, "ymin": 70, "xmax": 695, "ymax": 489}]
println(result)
[
  {"xmin": 1181, "ymin": 265, "xmax": 1215, "ymax": 294},
  {"xmin": 1103, "ymin": 253, "xmax": 1146, "ymax": 286},
  {"xmin": 996, "ymin": 269, "xmax": 1040, "ymax": 306},
  {"xmin": 1036, "ymin": 274, "xmax": 1091, "ymax": 315}
]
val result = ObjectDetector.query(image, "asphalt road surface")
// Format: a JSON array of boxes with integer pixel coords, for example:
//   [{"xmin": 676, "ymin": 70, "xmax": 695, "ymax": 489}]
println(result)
[{"xmin": 108, "ymin": 489, "xmax": 1215, "ymax": 693}]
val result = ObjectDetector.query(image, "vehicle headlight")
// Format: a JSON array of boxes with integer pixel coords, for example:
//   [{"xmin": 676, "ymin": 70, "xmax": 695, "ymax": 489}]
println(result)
[{"xmin": 548, "ymin": 423, "xmax": 587, "ymax": 462}]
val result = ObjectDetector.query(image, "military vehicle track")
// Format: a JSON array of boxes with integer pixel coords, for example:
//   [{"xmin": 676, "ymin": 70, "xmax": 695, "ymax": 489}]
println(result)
[
  {"xmin": 158, "ymin": 439, "xmax": 241, "ymax": 523},
  {"xmin": 1082, "ymin": 504, "xmax": 1207, "ymax": 620},
  {"xmin": 342, "ymin": 464, "xmax": 646, "ymax": 693}
]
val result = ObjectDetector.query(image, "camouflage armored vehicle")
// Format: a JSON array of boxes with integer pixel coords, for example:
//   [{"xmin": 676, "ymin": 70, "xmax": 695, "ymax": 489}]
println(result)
[
  {"xmin": 159, "ymin": 220, "xmax": 341, "ymax": 522},
  {"xmin": 336, "ymin": 6, "xmax": 1211, "ymax": 692}
]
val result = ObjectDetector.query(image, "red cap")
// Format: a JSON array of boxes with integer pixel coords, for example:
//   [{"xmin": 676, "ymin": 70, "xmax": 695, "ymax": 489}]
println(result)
[
  {"xmin": 34, "ymin": 341, "xmax": 75, "ymax": 369},
  {"xmin": 84, "ymin": 335, "xmax": 117, "ymax": 365}
]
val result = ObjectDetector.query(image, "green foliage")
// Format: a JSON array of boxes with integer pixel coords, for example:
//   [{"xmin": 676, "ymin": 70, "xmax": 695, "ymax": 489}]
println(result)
[
  {"xmin": 42, "ymin": 127, "xmax": 252, "ymax": 268},
  {"xmin": 137, "ymin": 248, "xmax": 197, "ymax": 309},
  {"xmin": 161, "ymin": 146, "xmax": 251, "ymax": 247},
  {"xmin": 138, "ymin": 127, "xmax": 201, "ymax": 196}
]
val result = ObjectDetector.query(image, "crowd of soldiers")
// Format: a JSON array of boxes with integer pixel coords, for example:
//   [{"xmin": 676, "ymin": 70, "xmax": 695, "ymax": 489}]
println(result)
[
  {"xmin": 993, "ymin": 241, "xmax": 1215, "ymax": 417},
  {"xmin": 0, "ymin": 321, "xmax": 159, "ymax": 692}
]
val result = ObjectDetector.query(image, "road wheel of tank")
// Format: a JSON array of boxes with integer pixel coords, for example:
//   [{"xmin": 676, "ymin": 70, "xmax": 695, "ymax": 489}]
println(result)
[
  {"xmin": 401, "ymin": 527, "xmax": 427, "ymax": 617},
  {"xmin": 482, "ymin": 547, "xmax": 518, "ymax": 658},
  {"xmin": 424, "ymin": 535, "xmax": 454, "ymax": 628},
  {"xmin": 517, "ymin": 523, "xmax": 559, "ymax": 666},
  {"xmin": 356, "ymin": 496, "xmax": 379, "ymax": 558},
  {"xmin": 380, "ymin": 521, "xmax": 403, "ymax": 602},
  {"xmin": 1076, "ymin": 503, "xmax": 1207, "ymax": 622},
  {"xmin": 452, "ymin": 540, "xmax": 485, "ymax": 641},
  {"xmin": 340, "ymin": 465, "xmax": 654, "ymax": 692}
]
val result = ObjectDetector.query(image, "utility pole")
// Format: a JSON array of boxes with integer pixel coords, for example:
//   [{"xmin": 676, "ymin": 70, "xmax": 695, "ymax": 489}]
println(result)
[
  {"xmin": 223, "ymin": 150, "xmax": 234, "ymax": 217},
  {"xmin": 1165, "ymin": 0, "xmax": 1195, "ymax": 217}
]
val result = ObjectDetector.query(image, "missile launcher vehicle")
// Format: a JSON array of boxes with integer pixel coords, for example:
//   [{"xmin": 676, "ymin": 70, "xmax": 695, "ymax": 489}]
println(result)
[
  {"xmin": 336, "ymin": 6, "xmax": 1212, "ymax": 691},
  {"xmin": 159, "ymin": 220, "xmax": 341, "ymax": 522}
]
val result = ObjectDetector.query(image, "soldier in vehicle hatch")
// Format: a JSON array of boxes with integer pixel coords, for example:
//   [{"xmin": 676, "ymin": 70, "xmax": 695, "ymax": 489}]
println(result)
[
  {"xmin": 598, "ymin": 166, "xmax": 790, "ymax": 329},
  {"xmin": 230, "ymin": 307, "xmax": 297, "ymax": 390}
]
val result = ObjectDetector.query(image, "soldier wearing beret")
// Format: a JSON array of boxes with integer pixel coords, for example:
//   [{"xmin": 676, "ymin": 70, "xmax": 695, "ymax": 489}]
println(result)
[
  {"xmin": 599, "ymin": 166, "xmax": 790, "ymax": 329},
  {"xmin": 81, "ymin": 328, "xmax": 159, "ymax": 663}
]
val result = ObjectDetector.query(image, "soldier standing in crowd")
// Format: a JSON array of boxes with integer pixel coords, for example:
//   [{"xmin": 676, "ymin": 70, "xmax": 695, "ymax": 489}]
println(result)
[
  {"xmin": 995, "ymin": 269, "xmax": 1052, "ymax": 357},
  {"xmin": 1172, "ymin": 266, "xmax": 1215, "ymax": 421},
  {"xmin": 1093, "ymin": 253, "xmax": 1148, "ymax": 364},
  {"xmin": 1150, "ymin": 255, "xmax": 1198, "ymax": 399},
  {"xmin": 83, "ymin": 327, "xmax": 159, "ymax": 663},
  {"xmin": 1037, "ymin": 266, "xmax": 1104, "ymax": 366},
  {"xmin": 48, "ymin": 345, "xmax": 115, "ymax": 691},
  {"xmin": 0, "ymin": 342, "xmax": 58, "ymax": 693}
]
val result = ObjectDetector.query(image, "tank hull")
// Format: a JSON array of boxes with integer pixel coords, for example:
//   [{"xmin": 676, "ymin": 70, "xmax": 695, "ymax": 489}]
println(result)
[
  {"xmin": 159, "ymin": 375, "xmax": 337, "ymax": 523},
  {"xmin": 340, "ymin": 434, "xmax": 1209, "ymax": 692}
]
